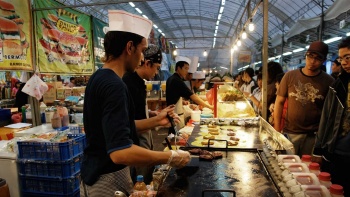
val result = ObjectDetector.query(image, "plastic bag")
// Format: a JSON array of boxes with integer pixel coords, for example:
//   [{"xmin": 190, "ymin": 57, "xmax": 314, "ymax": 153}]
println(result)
[{"xmin": 22, "ymin": 74, "xmax": 48, "ymax": 100}]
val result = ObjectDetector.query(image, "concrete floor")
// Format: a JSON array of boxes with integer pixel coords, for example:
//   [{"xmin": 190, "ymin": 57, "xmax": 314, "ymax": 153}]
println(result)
[{"xmin": 152, "ymin": 127, "xmax": 169, "ymax": 151}]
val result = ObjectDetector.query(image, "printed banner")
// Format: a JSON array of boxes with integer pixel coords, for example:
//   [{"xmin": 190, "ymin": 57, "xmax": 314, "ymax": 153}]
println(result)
[
  {"xmin": 34, "ymin": 0, "xmax": 93, "ymax": 74},
  {"xmin": 0, "ymin": 0, "xmax": 33, "ymax": 71},
  {"xmin": 238, "ymin": 51, "xmax": 252, "ymax": 63},
  {"xmin": 92, "ymin": 17, "xmax": 107, "ymax": 68}
]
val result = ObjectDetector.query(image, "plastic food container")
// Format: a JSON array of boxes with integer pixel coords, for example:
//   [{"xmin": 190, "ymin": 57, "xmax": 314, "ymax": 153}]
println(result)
[
  {"xmin": 283, "ymin": 163, "xmax": 310, "ymax": 173},
  {"xmin": 191, "ymin": 111, "xmax": 201, "ymax": 121},
  {"xmin": 277, "ymin": 155, "xmax": 301, "ymax": 163},
  {"xmin": 292, "ymin": 173, "xmax": 320, "ymax": 185},
  {"xmin": 301, "ymin": 185, "xmax": 331, "ymax": 197}
]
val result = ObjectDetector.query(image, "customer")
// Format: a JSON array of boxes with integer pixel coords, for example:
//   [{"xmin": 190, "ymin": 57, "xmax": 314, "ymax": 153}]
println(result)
[
  {"xmin": 166, "ymin": 59, "xmax": 213, "ymax": 134},
  {"xmin": 14, "ymin": 82, "xmax": 27, "ymax": 112},
  {"xmin": 312, "ymin": 36, "xmax": 350, "ymax": 196},
  {"xmin": 122, "ymin": 44, "xmax": 162, "ymax": 184},
  {"xmin": 274, "ymin": 41, "xmax": 334, "ymax": 156},
  {"xmin": 81, "ymin": 11, "xmax": 190, "ymax": 197},
  {"xmin": 267, "ymin": 62, "xmax": 284, "ymax": 118},
  {"xmin": 331, "ymin": 55, "xmax": 342, "ymax": 79},
  {"xmin": 244, "ymin": 73, "xmax": 262, "ymax": 115},
  {"xmin": 240, "ymin": 67, "xmax": 256, "ymax": 94},
  {"xmin": 67, "ymin": 77, "xmax": 76, "ymax": 87}
]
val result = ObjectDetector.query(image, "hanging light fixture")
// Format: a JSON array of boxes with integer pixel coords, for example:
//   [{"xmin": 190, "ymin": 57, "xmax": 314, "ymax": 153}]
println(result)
[
  {"xmin": 237, "ymin": 39, "xmax": 242, "ymax": 46},
  {"xmin": 248, "ymin": 18, "xmax": 255, "ymax": 31},
  {"xmin": 231, "ymin": 48, "xmax": 234, "ymax": 54},
  {"xmin": 241, "ymin": 29, "xmax": 247, "ymax": 39},
  {"xmin": 233, "ymin": 45, "xmax": 237, "ymax": 51},
  {"xmin": 203, "ymin": 50, "xmax": 208, "ymax": 57},
  {"xmin": 173, "ymin": 50, "xmax": 177, "ymax": 56}
]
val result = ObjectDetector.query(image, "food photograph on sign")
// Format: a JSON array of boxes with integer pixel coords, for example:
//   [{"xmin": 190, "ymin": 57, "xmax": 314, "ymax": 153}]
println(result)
[
  {"xmin": 39, "ymin": 9, "xmax": 90, "ymax": 66},
  {"xmin": 0, "ymin": 0, "xmax": 29, "ymax": 61}
]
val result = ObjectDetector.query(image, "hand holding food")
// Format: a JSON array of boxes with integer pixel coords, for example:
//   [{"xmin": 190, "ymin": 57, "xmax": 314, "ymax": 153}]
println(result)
[{"xmin": 167, "ymin": 150, "xmax": 191, "ymax": 168}]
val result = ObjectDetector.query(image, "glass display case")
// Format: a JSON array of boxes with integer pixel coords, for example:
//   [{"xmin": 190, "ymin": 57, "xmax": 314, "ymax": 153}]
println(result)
[{"xmin": 212, "ymin": 82, "xmax": 256, "ymax": 118}]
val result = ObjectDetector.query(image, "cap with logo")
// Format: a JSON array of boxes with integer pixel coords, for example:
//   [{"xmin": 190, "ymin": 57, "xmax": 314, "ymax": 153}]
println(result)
[
  {"xmin": 144, "ymin": 44, "xmax": 162, "ymax": 64},
  {"xmin": 192, "ymin": 71, "xmax": 205, "ymax": 80},
  {"xmin": 108, "ymin": 10, "xmax": 153, "ymax": 38},
  {"xmin": 175, "ymin": 56, "xmax": 191, "ymax": 65},
  {"xmin": 307, "ymin": 41, "xmax": 328, "ymax": 60}
]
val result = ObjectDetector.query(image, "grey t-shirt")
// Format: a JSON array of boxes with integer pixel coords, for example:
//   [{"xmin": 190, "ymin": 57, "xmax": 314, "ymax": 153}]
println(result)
[{"xmin": 277, "ymin": 69, "xmax": 334, "ymax": 134}]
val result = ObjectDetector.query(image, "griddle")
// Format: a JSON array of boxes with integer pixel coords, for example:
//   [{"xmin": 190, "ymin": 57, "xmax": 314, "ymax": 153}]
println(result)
[{"xmin": 157, "ymin": 149, "xmax": 282, "ymax": 197}]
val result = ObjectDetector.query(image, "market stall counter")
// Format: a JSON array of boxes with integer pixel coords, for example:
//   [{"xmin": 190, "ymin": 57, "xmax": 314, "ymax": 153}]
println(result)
[{"xmin": 156, "ymin": 117, "xmax": 294, "ymax": 197}]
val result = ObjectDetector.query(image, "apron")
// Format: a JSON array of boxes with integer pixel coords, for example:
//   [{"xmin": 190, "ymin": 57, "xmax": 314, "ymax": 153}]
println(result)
[{"xmin": 174, "ymin": 97, "xmax": 185, "ymax": 131}]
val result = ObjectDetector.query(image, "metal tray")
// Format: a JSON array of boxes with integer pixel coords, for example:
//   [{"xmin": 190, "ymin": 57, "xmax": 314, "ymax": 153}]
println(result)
[{"xmin": 157, "ymin": 149, "xmax": 282, "ymax": 197}]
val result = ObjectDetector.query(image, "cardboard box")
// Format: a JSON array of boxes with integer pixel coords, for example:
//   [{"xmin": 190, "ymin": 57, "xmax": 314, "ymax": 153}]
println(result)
[{"xmin": 43, "ymin": 82, "xmax": 63, "ymax": 104}]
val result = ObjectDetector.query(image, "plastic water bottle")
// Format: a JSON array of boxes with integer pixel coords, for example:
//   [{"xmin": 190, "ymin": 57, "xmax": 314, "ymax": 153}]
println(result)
[
  {"xmin": 318, "ymin": 172, "xmax": 332, "ymax": 189},
  {"xmin": 329, "ymin": 184, "xmax": 344, "ymax": 197},
  {"xmin": 133, "ymin": 175, "xmax": 147, "ymax": 192}
]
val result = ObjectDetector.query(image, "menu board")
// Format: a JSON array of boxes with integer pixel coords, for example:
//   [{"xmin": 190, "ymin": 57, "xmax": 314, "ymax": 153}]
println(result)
[
  {"xmin": 34, "ymin": 0, "xmax": 94, "ymax": 74},
  {"xmin": 0, "ymin": 0, "xmax": 33, "ymax": 71}
]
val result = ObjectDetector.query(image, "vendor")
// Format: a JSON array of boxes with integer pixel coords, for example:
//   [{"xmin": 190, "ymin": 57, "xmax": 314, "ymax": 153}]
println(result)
[
  {"xmin": 191, "ymin": 71, "xmax": 205, "ymax": 93},
  {"xmin": 166, "ymin": 58, "xmax": 213, "ymax": 134},
  {"xmin": 80, "ymin": 10, "xmax": 190, "ymax": 197}
]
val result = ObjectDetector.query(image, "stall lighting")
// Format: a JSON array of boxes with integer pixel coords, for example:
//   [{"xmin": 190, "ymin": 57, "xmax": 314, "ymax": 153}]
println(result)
[
  {"xmin": 218, "ymin": 14, "xmax": 222, "ymax": 20},
  {"xmin": 293, "ymin": 48, "xmax": 305, "ymax": 53},
  {"xmin": 214, "ymin": 33, "xmax": 217, "ymax": 37},
  {"xmin": 173, "ymin": 50, "xmax": 177, "ymax": 56},
  {"xmin": 347, "ymin": 32, "xmax": 350, "ymax": 36},
  {"xmin": 210, "ymin": 70, "xmax": 212, "ymax": 73},
  {"xmin": 175, "ymin": 46, "xmax": 178, "ymax": 48},
  {"xmin": 198, "ymin": 63, "xmax": 200, "ymax": 67},
  {"xmin": 135, "ymin": 8, "xmax": 142, "ymax": 14},
  {"xmin": 219, "ymin": 6, "xmax": 224, "ymax": 14},
  {"xmin": 216, "ymin": 20, "xmax": 220, "ymax": 26},
  {"xmin": 142, "ymin": 15, "xmax": 148, "ymax": 19},
  {"xmin": 220, "ymin": 66, "xmax": 228, "ymax": 70},
  {"xmin": 237, "ymin": 39, "xmax": 241, "ymax": 46},
  {"xmin": 248, "ymin": 19, "xmax": 254, "ymax": 31},
  {"xmin": 231, "ymin": 48, "xmax": 234, "ymax": 54},
  {"xmin": 275, "ymin": 55, "xmax": 281, "ymax": 58},
  {"xmin": 203, "ymin": 70, "xmax": 206, "ymax": 73},
  {"xmin": 268, "ymin": 57, "xmax": 274, "ymax": 61},
  {"xmin": 158, "ymin": 29, "xmax": 162, "ymax": 33},
  {"xmin": 215, "ymin": 70, "xmax": 217, "ymax": 73},
  {"xmin": 241, "ymin": 30, "xmax": 247, "ymax": 39},
  {"xmin": 283, "ymin": 52, "xmax": 292, "ymax": 56},
  {"xmin": 221, "ymin": 0, "xmax": 225, "ymax": 5},
  {"xmin": 233, "ymin": 45, "xmax": 237, "ymax": 51},
  {"xmin": 215, "ymin": 26, "xmax": 219, "ymax": 30},
  {"xmin": 305, "ymin": 45, "xmax": 310, "ymax": 49},
  {"xmin": 212, "ymin": 42, "xmax": 216, "ymax": 48},
  {"xmin": 324, "ymin": 37, "xmax": 342, "ymax": 44},
  {"xmin": 203, "ymin": 50, "xmax": 208, "ymax": 57},
  {"xmin": 161, "ymin": 33, "xmax": 165, "ymax": 36},
  {"xmin": 215, "ymin": 29, "xmax": 218, "ymax": 34},
  {"xmin": 129, "ymin": 2, "xmax": 135, "ymax": 7},
  {"xmin": 153, "ymin": 24, "xmax": 158, "ymax": 29}
]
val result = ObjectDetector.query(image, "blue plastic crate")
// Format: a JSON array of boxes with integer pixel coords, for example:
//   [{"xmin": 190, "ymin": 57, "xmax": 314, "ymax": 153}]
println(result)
[
  {"xmin": 55, "ymin": 126, "xmax": 83, "ymax": 134},
  {"xmin": 20, "ymin": 174, "xmax": 80, "ymax": 195},
  {"xmin": 18, "ymin": 154, "xmax": 82, "ymax": 178},
  {"xmin": 17, "ymin": 134, "xmax": 86, "ymax": 161},
  {"xmin": 23, "ymin": 188, "xmax": 79, "ymax": 197}
]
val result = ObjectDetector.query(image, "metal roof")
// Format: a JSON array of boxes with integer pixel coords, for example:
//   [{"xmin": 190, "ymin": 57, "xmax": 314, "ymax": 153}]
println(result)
[{"xmin": 57, "ymin": 0, "xmax": 349, "ymax": 73}]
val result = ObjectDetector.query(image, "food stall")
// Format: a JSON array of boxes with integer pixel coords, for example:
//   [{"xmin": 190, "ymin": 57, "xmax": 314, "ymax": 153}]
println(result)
[{"xmin": 156, "ymin": 111, "xmax": 294, "ymax": 196}]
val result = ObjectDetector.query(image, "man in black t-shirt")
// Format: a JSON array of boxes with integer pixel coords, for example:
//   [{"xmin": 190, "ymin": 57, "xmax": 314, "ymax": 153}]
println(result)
[{"xmin": 80, "ymin": 11, "xmax": 190, "ymax": 197}]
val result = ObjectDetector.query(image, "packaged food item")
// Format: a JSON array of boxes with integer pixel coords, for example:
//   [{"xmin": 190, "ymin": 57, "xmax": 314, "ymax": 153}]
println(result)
[
  {"xmin": 292, "ymin": 173, "xmax": 320, "ymax": 185},
  {"xmin": 283, "ymin": 163, "xmax": 310, "ymax": 173},
  {"xmin": 277, "ymin": 155, "xmax": 301, "ymax": 163},
  {"xmin": 301, "ymin": 185, "xmax": 331, "ymax": 197}
]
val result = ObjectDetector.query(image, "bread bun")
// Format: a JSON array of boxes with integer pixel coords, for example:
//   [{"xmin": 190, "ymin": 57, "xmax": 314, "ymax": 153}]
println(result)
[
  {"xmin": 59, "ymin": 32, "xmax": 80, "ymax": 51},
  {"xmin": 47, "ymin": 29, "xmax": 61, "ymax": 42},
  {"xmin": 0, "ymin": 17, "xmax": 20, "ymax": 40},
  {"xmin": 47, "ymin": 14, "xmax": 58, "ymax": 23},
  {"xmin": 3, "ymin": 40, "xmax": 22, "ymax": 56},
  {"xmin": 0, "ymin": 1, "xmax": 15, "ymax": 18},
  {"xmin": 76, "ymin": 36, "xmax": 87, "ymax": 46}
]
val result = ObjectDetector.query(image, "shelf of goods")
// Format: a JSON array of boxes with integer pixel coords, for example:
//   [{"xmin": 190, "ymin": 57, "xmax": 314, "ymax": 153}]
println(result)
[
  {"xmin": 157, "ymin": 117, "xmax": 294, "ymax": 197},
  {"xmin": 212, "ymin": 83, "xmax": 256, "ymax": 118},
  {"xmin": 17, "ymin": 130, "xmax": 86, "ymax": 197}
]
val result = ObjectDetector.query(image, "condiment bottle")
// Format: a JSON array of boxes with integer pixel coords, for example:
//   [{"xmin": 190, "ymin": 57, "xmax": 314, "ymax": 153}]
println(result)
[
  {"xmin": 308, "ymin": 162, "xmax": 320, "ymax": 176},
  {"xmin": 301, "ymin": 155, "xmax": 312, "ymax": 166},
  {"xmin": 133, "ymin": 175, "xmax": 147, "ymax": 192},
  {"xmin": 318, "ymin": 172, "xmax": 332, "ymax": 189},
  {"xmin": 51, "ymin": 109, "xmax": 62, "ymax": 129},
  {"xmin": 329, "ymin": 184, "xmax": 344, "ymax": 197}
]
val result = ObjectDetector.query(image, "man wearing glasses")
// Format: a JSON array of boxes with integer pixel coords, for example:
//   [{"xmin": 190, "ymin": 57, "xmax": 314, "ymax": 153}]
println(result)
[
  {"xmin": 312, "ymin": 36, "xmax": 350, "ymax": 196},
  {"xmin": 274, "ymin": 41, "xmax": 334, "ymax": 156}
]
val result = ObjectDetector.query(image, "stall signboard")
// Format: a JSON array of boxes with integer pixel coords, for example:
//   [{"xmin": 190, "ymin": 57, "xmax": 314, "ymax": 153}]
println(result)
[
  {"xmin": 0, "ymin": 0, "xmax": 33, "ymax": 71},
  {"xmin": 34, "ymin": 0, "xmax": 93, "ymax": 74},
  {"xmin": 92, "ymin": 17, "xmax": 107, "ymax": 68},
  {"xmin": 238, "ymin": 51, "xmax": 252, "ymax": 63}
]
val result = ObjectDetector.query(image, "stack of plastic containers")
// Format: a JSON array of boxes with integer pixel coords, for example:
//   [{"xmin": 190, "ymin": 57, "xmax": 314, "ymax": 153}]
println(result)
[
  {"xmin": 261, "ymin": 145, "xmax": 345, "ymax": 197},
  {"xmin": 17, "ymin": 133, "xmax": 86, "ymax": 197}
]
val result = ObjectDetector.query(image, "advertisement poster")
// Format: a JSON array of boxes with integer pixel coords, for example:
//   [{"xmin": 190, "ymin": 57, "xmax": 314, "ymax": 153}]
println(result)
[
  {"xmin": 92, "ymin": 17, "xmax": 107, "ymax": 69},
  {"xmin": 0, "ymin": 0, "xmax": 33, "ymax": 71},
  {"xmin": 238, "ymin": 51, "xmax": 252, "ymax": 63},
  {"xmin": 34, "ymin": 0, "xmax": 93, "ymax": 74}
]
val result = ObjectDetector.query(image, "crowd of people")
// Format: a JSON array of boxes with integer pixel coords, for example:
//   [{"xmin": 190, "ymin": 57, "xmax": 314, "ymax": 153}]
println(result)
[{"xmin": 233, "ymin": 39, "xmax": 350, "ymax": 195}]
